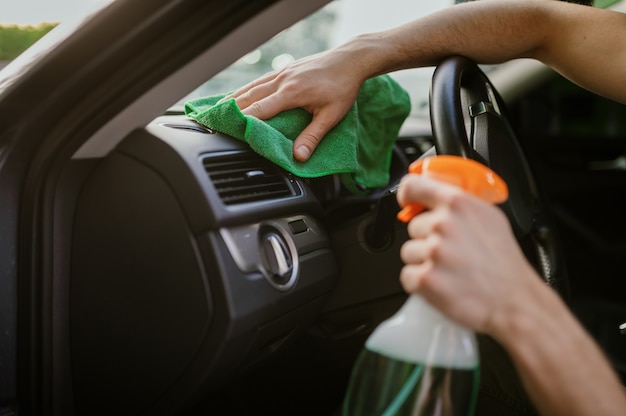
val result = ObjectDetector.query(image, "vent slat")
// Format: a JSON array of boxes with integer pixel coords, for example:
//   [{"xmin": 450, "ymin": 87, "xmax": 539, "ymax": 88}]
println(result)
[{"xmin": 203, "ymin": 152, "xmax": 296, "ymax": 205}]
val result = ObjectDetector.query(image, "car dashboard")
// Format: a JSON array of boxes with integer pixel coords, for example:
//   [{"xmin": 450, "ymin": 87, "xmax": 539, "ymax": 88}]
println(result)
[{"xmin": 66, "ymin": 114, "xmax": 420, "ymax": 414}]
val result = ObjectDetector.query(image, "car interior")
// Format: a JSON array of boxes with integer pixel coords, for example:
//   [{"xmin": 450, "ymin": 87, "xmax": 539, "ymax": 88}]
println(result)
[{"xmin": 0, "ymin": 0, "xmax": 625, "ymax": 415}]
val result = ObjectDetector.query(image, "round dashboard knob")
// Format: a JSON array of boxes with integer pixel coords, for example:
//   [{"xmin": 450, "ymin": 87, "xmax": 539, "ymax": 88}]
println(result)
[{"xmin": 260, "ymin": 229, "xmax": 294, "ymax": 287}]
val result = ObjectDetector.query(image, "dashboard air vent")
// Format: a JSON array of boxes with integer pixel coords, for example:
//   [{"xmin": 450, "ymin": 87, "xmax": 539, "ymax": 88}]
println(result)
[{"xmin": 203, "ymin": 152, "xmax": 298, "ymax": 205}]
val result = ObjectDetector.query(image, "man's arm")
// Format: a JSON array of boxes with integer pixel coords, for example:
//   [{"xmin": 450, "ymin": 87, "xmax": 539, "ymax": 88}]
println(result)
[
  {"xmin": 396, "ymin": 174, "xmax": 626, "ymax": 416},
  {"xmin": 492, "ymin": 278, "xmax": 626, "ymax": 416},
  {"xmin": 230, "ymin": 0, "xmax": 626, "ymax": 160}
]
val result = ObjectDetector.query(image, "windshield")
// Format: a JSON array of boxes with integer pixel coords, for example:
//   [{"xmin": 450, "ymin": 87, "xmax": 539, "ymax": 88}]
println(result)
[{"xmin": 181, "ymin": 0, "xmax": 455, "ymax": 119}]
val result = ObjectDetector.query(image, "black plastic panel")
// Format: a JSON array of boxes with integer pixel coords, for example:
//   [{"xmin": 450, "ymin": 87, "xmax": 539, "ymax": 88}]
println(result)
[
  {"xmin": 69, "ymin": 121, "xmax": 338, "ymax": 413},
  {"xmin": 71, "ymin": 153, "xmax": 212, "ymax": 414}
]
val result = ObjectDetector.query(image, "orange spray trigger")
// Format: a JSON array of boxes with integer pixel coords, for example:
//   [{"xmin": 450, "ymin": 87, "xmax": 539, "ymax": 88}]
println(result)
[{"xmin": 397, "ymin": 155, "xmax": 509, "ymax": 223}]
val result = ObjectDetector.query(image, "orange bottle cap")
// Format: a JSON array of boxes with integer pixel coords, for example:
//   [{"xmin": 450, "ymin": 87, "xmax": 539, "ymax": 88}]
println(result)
[{"xmin": 397, "ymin": 155, "xmax": 508, "ymax": 223}]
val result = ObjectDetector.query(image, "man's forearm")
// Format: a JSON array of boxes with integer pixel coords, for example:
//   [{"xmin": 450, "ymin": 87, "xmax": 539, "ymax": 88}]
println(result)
[
  {"xmin": 334, "ymin": 0, "xmax": 554, "ymax": 80},
  {"xmin": 336, "ymin": 0, "xmax": 626, "ymax": 103},
  {"xmin": 493, "ymin": 277, "xmax": 626, "ymax": 415}
]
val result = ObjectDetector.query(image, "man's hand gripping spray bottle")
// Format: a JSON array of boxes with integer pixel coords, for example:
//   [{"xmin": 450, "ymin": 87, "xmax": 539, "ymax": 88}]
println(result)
[{"xmin": 342, "ymin": 155, "xmax": 509, "ymax": 416}]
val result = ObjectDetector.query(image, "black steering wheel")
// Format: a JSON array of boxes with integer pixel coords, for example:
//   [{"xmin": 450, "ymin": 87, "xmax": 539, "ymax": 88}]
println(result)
[{"xmin": 429, "ymin": 55, "xmax": 569, "ymax": 298}]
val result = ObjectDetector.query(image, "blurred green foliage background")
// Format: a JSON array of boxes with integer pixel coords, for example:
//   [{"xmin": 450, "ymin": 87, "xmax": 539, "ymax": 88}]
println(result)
[{"xmin": 0, "ymin": 23, "xmax": 56, "ymax": 61}]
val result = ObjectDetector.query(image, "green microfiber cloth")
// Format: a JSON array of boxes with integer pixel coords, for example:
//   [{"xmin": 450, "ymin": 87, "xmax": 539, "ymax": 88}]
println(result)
[{"xmin": 184, "ymin": 75, "xmax": 411, "ymax": 193}]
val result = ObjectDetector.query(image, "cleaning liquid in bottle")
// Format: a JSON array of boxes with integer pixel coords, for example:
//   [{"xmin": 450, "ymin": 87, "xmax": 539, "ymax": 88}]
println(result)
[{"xmin": 342, "ymin": 155, "xmax": 508, "ymax": 416}]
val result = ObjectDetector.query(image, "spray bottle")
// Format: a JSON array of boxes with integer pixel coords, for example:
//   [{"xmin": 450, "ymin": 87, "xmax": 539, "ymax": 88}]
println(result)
[{"xmin": 342, "ymin": 155, "xmax": 508, "ymax": 416}]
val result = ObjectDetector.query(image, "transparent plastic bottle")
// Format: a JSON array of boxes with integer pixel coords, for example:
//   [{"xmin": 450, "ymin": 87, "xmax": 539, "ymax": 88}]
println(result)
[
  {"xmin": 342, "ymin": 156, "xmax": 508, "ymax": 416},
  {"xmin": 343, "ymin": 295, "xmax": 480, "ymax": 416}
]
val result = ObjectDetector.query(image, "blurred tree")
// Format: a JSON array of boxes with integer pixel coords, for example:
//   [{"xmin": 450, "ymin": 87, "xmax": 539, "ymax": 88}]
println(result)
[{"xmin": 0, "ymin": 23, "xmax": 57, "ymax": 61}]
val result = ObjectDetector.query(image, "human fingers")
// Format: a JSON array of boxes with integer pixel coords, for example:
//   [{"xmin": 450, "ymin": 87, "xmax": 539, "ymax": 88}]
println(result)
[
  {"xmin": 399, "ymin": 234, "xmax": 441, "ymax": 266},
  {"xmin": 397, "ymin": 174, "xmax": 462, "ymax": 214},
  {"xmin": 230, "ymin": 53, "xmax": 329, "ymax": 115},
  {"xmin": 226, "ymin": 70, "xmax": 279, "ymax": 102},
  {"xmin": 238, "ymin": 89, "xmax": 295, "ymax": 122},
  {"xmin": 403, "ymin": 208, "xmax": 445, "ymax": 240},
  {"xmin": 399, "ymin": 260, "xmax": 434, "ymax": 293},
  {"xmin": 292, "ymin": 108, "xmax": 344, "ymax": 161},
  {"xmin": 234, "ymin": 77, "xmax": 301, "ymax": 121}
]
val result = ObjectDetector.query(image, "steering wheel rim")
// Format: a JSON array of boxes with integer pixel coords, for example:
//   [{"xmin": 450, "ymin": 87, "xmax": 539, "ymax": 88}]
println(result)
[{"xmin": 429, "ymin": 55, "xmax": 570, "ymax": 299}]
